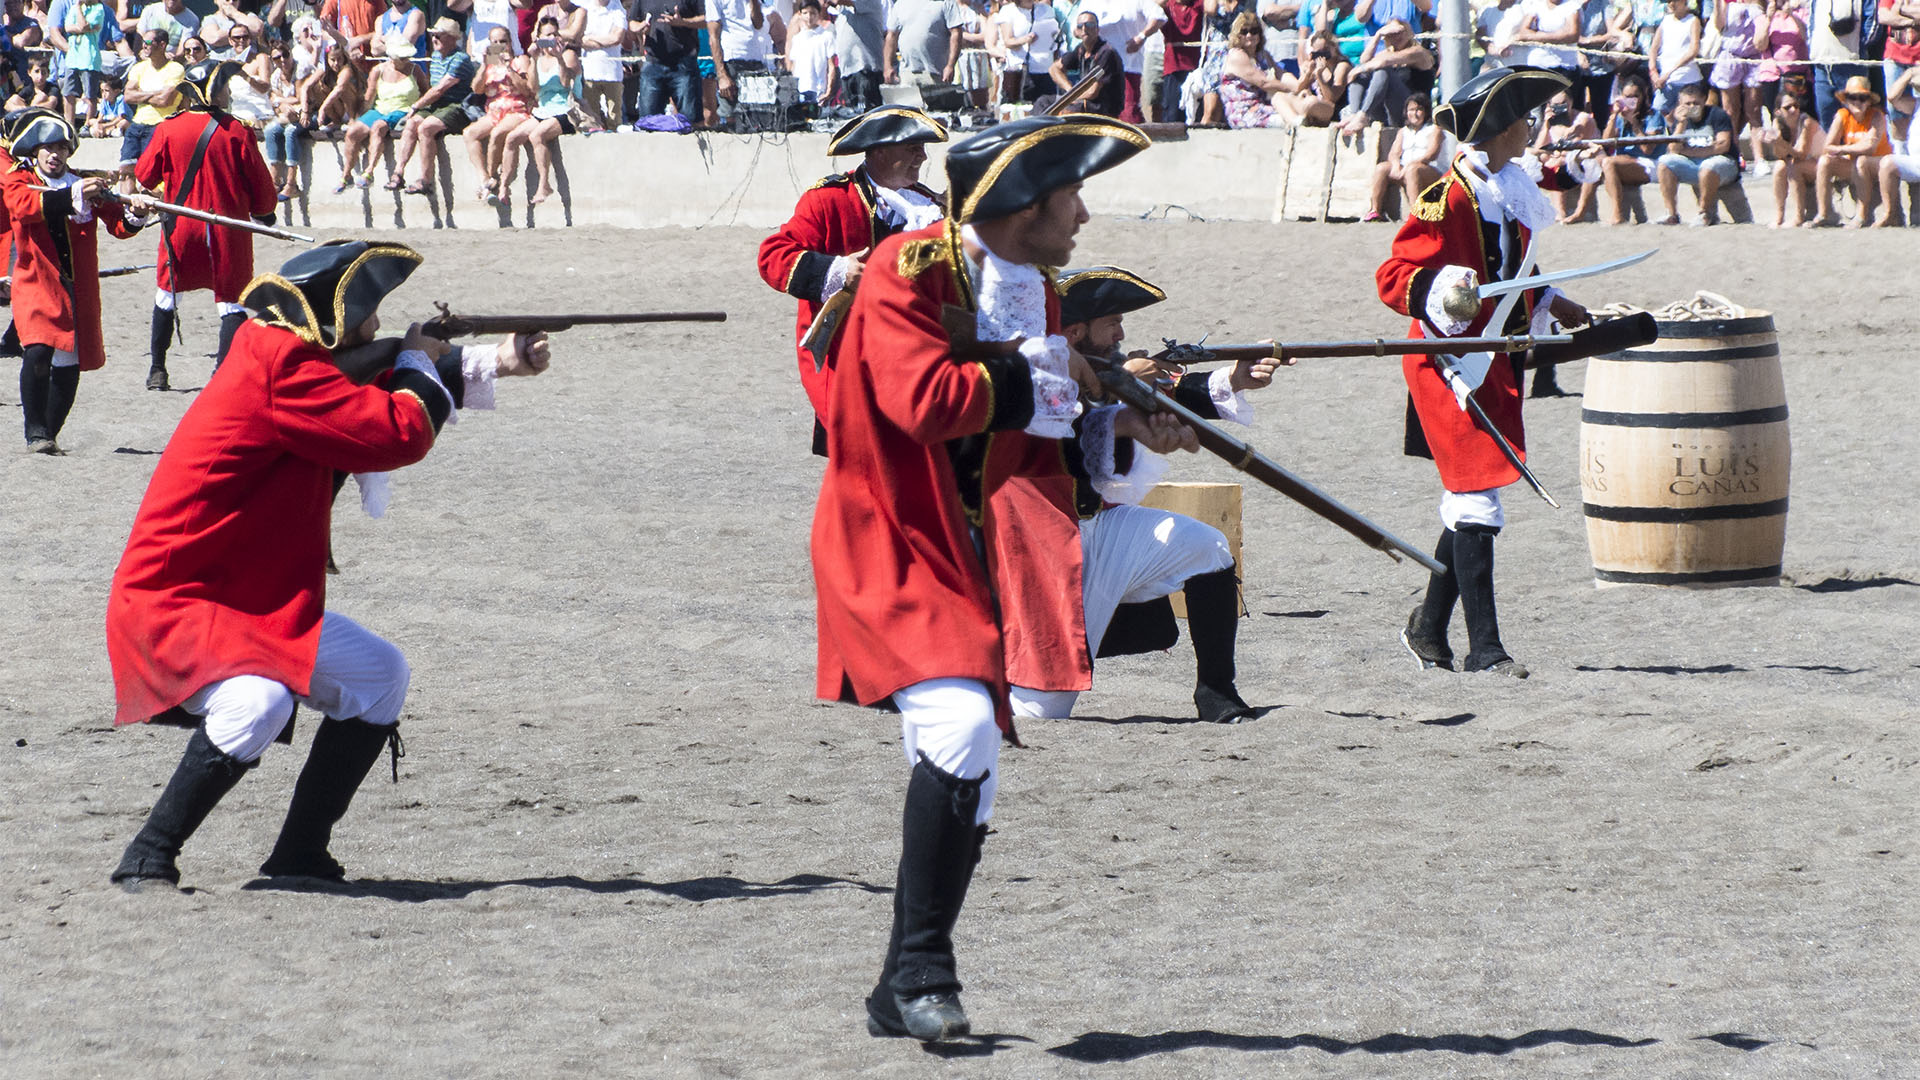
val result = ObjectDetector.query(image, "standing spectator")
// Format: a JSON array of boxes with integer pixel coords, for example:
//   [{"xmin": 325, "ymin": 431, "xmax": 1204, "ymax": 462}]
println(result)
[
  {"xmin": 1071, "ymin": 0, "xmax": 1162, "ymax": 122},
  {"xmin": 1712, "ymin": 0, "xmax": 1765, "ymax": 161},
  {"xmin": 833, "ymin": 0, "xmax": 884, "ymax": 111},
  {"xmin": 319, "ymin": 0, "xmax": 379, "ymax": 56},
  {"xmin": 467, "ymin": 0, "xmax": 524, "ymax": 55},
  {"xmin": 992, "ymin": 0, "xmax": 1059, "ymax": 104},
  {"xmin": 1338, "ymin": 16, "xmax": 1431, "ymax": 132},
  {"xmin": 1812, "ymin": 73, "xmax": 1891, "ymax": 222},
  {"xmin": 706, "ymin": 0, "xmax": 769, "ymax": 120},
  {"xmin": 1159, "ymin": 0, "xmax": 1200, "ymax": 119},
  {"xmin": 134, "ymin": 0, "xmax": 192, "ymax": 49},
  {"xmin": 393, "ymin": 17, "xmax": 476, "ymax": 193},
  {"xmin": 1365, "ymin": 90, "xmax": 1451, "ymax": 220},
  {"xmin": 370, "ymin": 0, "xmax": 425, "ymax": 55},
  {"xmin": 462, "ymin": 25, "xmax": 532, "ymax": 202},
  {"xmin": 201, "ymin": 0, "xmax": 267, "ymax": 50},
  {"xmin": 261, "ymin": 39, "xmax": 308, "ymax": 199},
  {"xmin": 339, "ymin": 32, "xmax": 424, "ymax": 189},
  {"xmin": 1597, "ymin": 70, "xmax": 1668, "ymax": 222},
  {"xmin": 1574, "ymin": 0, "xmax": 1629, "ymax": 115},
  {"xmin": 1751, "ymin": 0, "xmax": 1808, "ymax": 164},
  {"xmin": 1046, "ymin": 9, "xmax": 1122, "ymax": 112},
  {"xmin": 1648, "ymin": 0, "xmax": 1702, "ymax": 115},
  {"xmin": 575, "ymin": 0, "xmax": 625, "ymax": 128},
  {"xmin": 2, "ymin": 0, "xmax": 42, "ymax": 76},
  {"xmin": 1475, "ymin": 0, "xmax": 1520, "ymax": 72},
  {"xmin": 887, "ymin": 0, "xmax": 967, "ymax": 88},
  {"xmin": 503, "ymin": 16, "xmax": 574, "ymax": 204},
  {"xmin": 1873, "ymin": 62, "xmax": 1917, "ymax": 223},
  {"xmin": 1882, "ymin": 0, "xmax": 1919, "ymax": 126},
  {"xmin": 1509, "ymin": 0, "xmax": 1583, "ymax": 87},
  {"xmin": 785, "ymin": 0, "xmax": 836, "ymax": 102},
  {"xmin": 636, "ymin": 0, "xmax": 702, "ymax": 117},
  {"xmin": 56, "ymin": 0, "xmax": 115, "ymax": 123},
  {"xmin": 535, "ymin": 0, "xmax": 587, "ymax": 49},
  {"xmin": 119, "ymin": 29, "xmax": 179, "ymax": 184},
  {"xmin": 1655, "ymin": 81, "xmax": 1739, "ymax": 223},
  {"xmin": 1763, "ymin": 88, "xmax": 1823, "ymax": 223},
  {"xmin": 1807, "ymin": 0, "xmax": 1867, "ymax": 127}
]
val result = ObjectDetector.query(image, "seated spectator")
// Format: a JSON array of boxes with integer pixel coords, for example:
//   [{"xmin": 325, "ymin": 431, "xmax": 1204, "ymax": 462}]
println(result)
[
  {"xmin": 203, "ymin": 0, "xmax": 266, "ymax": 56},
  {"xmin": 262, "ymin": 39, "xmax": 308, "ymax": 199},
  {"xmin": 312, "ymin": 39, "xmax": 367, "ymax": 134},
  {"xmin": 370, "ymin": 0, "xmax": 424, "ymax": 57},
  {"xmin": 1814, "ymin": 74, "xmax": 1892, "ymax": 225},
  {"xmin": 88, "ymin": 72, "xmax": 129, "ymax": 134},
  {"xmin": 1338, "ymin": 17, "xmax": 1431, "ymax": 134},
  {"xmin": 1761, "ymin": 88, "xmax": 1824, "ymax": 224},
  {"xmin": 7, "ymin": 55, "xmax": 59, "ymax": 110},
  {"xmin": 0, "ymin": 54, "xmax": 28, "ymax": 107},
  {"xmin": 224, "ymin": 23, "xmax": 277, "ymax": 125},
  {"xmin": 339, "ymin": 32, "xmax": 425, "ymax": 190},
  {"xmin": 135, "ymin": 0, "xmax": 198, "ymax": 53},
  {"xmin": 463, "ymin": 26, "xmax": 534, "ymax": 204},
  {"xmin": 1185, "ymin": 0, "xmax": 1258, "ymax": 123},
  {"xmin": 575, "ymin": 0, "xmax": 627, "ymax": 129},
  {"xmin": 504, "ymin": 17, "xmax": 575, "ymax": 205},
  {"xmin": 1655, "ymin": 81, "xmax": 1739, "ymax": 225},
  {"xmin": 1365, "ymin": 90, "xmax": 1451, "ymax": 221},
  {"xmin": 635, "ymin": 0, "xmax": 702, "ymax": 119},
  {"xmin": 1534, "ymin": 87, "xmax": 1600, "ymax": 222},
  {"xmin": 1874, "ymin": 64, "xmax": 1919, "ymax": 226},
  {"xmin": 118, "ymin": 30, "xmax": 179, "ymax": 185},
  {"xmin": 393, "ymin": 17, "xmax": 477, "ymax": 195},
  {"xmin": 1219, "ymin": 11, "xmax": 1327, "ymax": 127},
  {"xmin": 179, "ymin": 35, "xmax": 210, "ymax": 64},
  {"xmin": 318, "ymin": 0, "xmax": 380, "ymax": 58},
  {"xmin": 3, "ymin": 0, "xmax": 43, "ymax": 69},
  {"xmin": 1598, "ymin": 71, "xmax": 1670, "ymax": 224},
  {"xmin": 785, "ymin": 0, "xmax": 837, "ymax": 104},
  {"xmin": 1749, "ymin": 0, "xmax": 1810, "ymax": 168},
  {"xmin": 1648, "ymin": 0, "xmax": 1702, "ymax": 116},
  {"xmin": 1294, "ymin": 28, "xmax": 1350, "ymax": 119},
  {"xmin": 1044, "ymin": 10, "xmax": 1122, "ymax": 115},
  {"xmin": 291, "ymin": 15, "xmax": 333, "ymax": 79}
]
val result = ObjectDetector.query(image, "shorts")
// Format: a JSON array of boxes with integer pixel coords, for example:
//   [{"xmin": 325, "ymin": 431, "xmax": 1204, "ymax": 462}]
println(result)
[
  {"xmin": 1889, "ymin": 154, "xmax": 1920, "ymax": 183},
  {"xmin": 423, "ymin": 100, "xmax": 473, "ymax": 134},
  {"xmin": 1657, "ymin": 153, "xmax": 1738, "ymax": 187},
  {"xmin": 60, "ymin": 68, "xmax": 103, "ymax": 100},
  {"xmin": 358, "ymin": 107, "xmax": 411, "ymax": 128},
  {"xmin": 119, "ymin": 121, "xmax": 155, "ymax": 167}
]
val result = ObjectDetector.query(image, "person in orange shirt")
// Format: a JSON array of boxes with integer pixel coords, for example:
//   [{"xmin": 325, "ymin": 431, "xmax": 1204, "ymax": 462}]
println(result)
[{"xmin": 1812, "ymin": 73, "xmax": 1893, "ymax": 226}]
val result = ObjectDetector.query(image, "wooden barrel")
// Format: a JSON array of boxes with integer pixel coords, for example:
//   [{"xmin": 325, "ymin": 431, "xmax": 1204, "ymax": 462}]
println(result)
[
  {"xmin": 1140, "ymin": 482, "xmax": 1244, "ymax": 616},
  {"xmin": 1578, "ymin": 312, "xmax": 1790, "ymax": 588}
]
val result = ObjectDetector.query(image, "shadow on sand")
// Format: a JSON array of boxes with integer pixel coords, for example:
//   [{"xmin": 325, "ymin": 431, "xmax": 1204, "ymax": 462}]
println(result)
[
  {"xmin": 241, "ymin": 871, "xmax": 888, "ymax": 903},
  {"xmin": 1047, "ymin": 1027, "xmax": 1659, "ymax": 1063}
]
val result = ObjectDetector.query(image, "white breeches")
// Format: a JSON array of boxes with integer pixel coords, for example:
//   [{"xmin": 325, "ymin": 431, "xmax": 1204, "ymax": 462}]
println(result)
[
  {"xmin": 1440, "ymin": 488, "xmax": 1505, "ymax": 531},
  {"xmin": 893, "ymin": 677, "xmax": 1000, "ymax": 825},
  {"xmin": 181, "ymin": 611, "xmax": 410, "ymax": 763},
  {"xmin": 1010, "ymin": 506, "xmax": 1234, "ymax": 720},
  {"xmin": 155, "ymin": 288, "xmax": 246, "ymax": 317},
  {"xmin": 50, "ymin": 349, "xmax": 79, "ymax": 368}
]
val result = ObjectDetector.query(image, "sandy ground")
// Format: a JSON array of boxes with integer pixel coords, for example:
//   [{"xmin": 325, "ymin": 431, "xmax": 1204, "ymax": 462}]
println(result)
[{"xmin": 0, "ymin": 219, "xmax": 1915, "ymax": 1079}]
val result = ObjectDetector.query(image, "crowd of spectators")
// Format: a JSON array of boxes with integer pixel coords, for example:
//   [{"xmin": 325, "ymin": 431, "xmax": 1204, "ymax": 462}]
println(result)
[{"xmin": 0, "ymin": 0, "xmax": 1908, "ymax": 223}]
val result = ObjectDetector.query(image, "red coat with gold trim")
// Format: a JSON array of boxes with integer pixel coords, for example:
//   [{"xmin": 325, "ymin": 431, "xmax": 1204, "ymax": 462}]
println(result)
[
  {"xmin": 1375, "ymin": 164, "xmax": 1543, "ymax": 493},
  {"xmin": 134, "ymin": 109, "xmax": 278, "ymax": 301},
  {"xmin": 812, "ymin": 222, "xmax": 1086, "ymax": 730},
  {"xmin": 1, "ymin": 166, "xmax": 144, "ymax": 370},
  {"xmin": 106, "ymin": 320, "xmax": 441, "ymax": 727},
  {"xmin": 756, "ymin": 168, "xmax": 940, "ymax": 438}
]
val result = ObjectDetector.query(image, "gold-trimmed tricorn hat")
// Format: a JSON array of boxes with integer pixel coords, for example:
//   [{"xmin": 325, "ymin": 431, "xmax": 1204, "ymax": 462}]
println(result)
[
  {"xmin": 178, "ymin": 59, "xmax": 245, "ymax": 110},
  {"xmin": 4, "ymin": 108, "xmax": 78, "ymax": 159},
  {"xmin": 944, "ymin": 114, "xmax": 1149, "ymax": 224},
  {"xmin": 1434, "ymin": 66, "xmax": 1571, "ymax": 145},
  {"xmin": 826, "ymin": 106, "xmax": 949, "ymax": 156},
  {"xmin": 1056, "ymin": 266, "xmax": 1165, "ymax": 327},
  {"xmin": 240, "ymin": 240, "xmax": 424, "ymax": 348}
]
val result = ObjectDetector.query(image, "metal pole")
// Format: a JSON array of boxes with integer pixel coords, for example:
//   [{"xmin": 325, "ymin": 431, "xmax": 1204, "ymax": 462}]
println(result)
[{"xmin": 1439, "ymin": 0, "xmax": 1471, "ymax": 98}]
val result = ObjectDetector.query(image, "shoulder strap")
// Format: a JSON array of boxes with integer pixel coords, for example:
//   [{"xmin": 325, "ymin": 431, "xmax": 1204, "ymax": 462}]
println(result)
[{"xmin": 161, "ymin": 115, "xmax": 219, "ymax": 242}]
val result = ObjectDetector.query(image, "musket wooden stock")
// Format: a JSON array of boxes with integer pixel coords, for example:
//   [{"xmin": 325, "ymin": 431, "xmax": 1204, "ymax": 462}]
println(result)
[
  {"xmin": 1542, "ymin": 135, "xmax": 1674, "ymax": 152},
  {"xmin": 1043, "ymin": 70, "xmax": 1104, "ymax": 115},
  {"xmin": 1088, "ymin": 356, "xmax": 1445, "ymax": 574}
]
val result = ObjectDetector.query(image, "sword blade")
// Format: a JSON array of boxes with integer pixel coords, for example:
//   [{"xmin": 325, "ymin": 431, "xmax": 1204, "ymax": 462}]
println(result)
[{"xmin": 1476, "ymin": 248, "xmax": 1658, "ymax": 299}]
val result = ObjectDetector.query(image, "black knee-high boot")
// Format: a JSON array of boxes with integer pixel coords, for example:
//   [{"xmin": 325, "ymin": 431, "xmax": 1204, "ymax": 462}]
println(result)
[
  {"xmin": 258, "ymin": 716, "xmax": 402, "ymax": 881},
  {"xmin": 1454, "ymin": 523, "xmax": 1526, "ymax": 677},
  {"xmin": 1403, "ymin": 528, "xmax": 1460, "ymax": 670},
  {"xmin": 46, "ymin": 364, "xmax": 79, "ymax": 443},
  {"xmin": 1529, "ymin": 363, "xmax": 1565, "ymax": 398},
  {"xmin": 868, "ymin": 755, "xmax": 985, "ymax": 1042},
  {"xmin": 214, "ymin": 311, "xmax": 246, "ymax": 371},
  {"xmin": 112, "ymin": 727, "xmax": 254, "ymax": 888},
  {"xmin": 148, "ymin": 306, "xmax": 175, "ymax": 390},
  {"xmin": 1185, "ymin": 566, "xmax": 1254, "ymax": 723},
  {"xmin": 19, "ymin": 347, "xmax": 52, "ymax": 446}
]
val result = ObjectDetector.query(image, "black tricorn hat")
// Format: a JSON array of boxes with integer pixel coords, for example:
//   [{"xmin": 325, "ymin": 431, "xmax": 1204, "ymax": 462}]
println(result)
[
  {"xmin": 240, "ymin": 240, "xmax": 424, "ymax": 349},
  {"xmin": 945, "ymin": 114, "xmax": 1149, "ymax": 224},
  {"xmin": 178, "ymin": 59, "xmax": 245, "ymax": 110},
  {"xmin": 1056, "ymin": 266, "xmax": 1165, "ymax": 327},
  {"xmin": 826, "ymin": 106, "xmax": 948, "ymax": 156},
  {"xmin": 1434, "ymin": 66, "xmax": 1571, "ymax": 144},
  {"xmin": 3, "ymin": 108, "xmax": 76, "ymax": 158}
]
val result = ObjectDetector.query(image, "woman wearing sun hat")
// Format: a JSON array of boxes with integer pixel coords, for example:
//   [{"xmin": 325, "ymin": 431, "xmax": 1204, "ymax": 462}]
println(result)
[{"xmin": 1812, "ymin": 73, "xmax": 1893, "ymax": 225}]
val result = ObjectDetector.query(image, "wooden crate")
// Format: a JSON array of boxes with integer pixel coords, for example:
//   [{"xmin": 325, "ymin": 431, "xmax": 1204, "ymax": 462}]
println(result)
[{"xmin": 1139, "ymin": 482, "xmax": 1245, "ymax": 617}]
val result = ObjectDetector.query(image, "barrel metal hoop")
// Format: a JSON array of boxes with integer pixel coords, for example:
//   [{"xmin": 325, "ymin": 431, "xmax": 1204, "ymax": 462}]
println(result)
[
  {"xmin": 1598, "ymin": 343, "xmax": 1782, "ymax": 363},
  {"xmin": 1593, "ymin": 565, "xmax": 1784, "ymax": 585},
  {"xmin": 1581, "ymin": 405, "xmax": 1789, "ymax": 428},
  {"xmin": 1583, "ymin": 498, "xmax": 1789, "ymax": 523},
  {"xmin": 1650, "ymin": 315, "xmax": 1778, "ymax": 338}
]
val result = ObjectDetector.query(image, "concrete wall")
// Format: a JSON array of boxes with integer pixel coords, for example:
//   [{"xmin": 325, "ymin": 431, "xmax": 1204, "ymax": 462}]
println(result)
[{"xmin": 72, "ymin": 123, "xmax": 1839, "ymax": 232}]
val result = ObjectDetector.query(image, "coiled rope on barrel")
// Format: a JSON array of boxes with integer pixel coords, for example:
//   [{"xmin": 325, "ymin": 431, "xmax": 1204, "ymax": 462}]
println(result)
[{"xmin": 1595, "ymin": 292, "xmax": 1749, "ymax": 322}]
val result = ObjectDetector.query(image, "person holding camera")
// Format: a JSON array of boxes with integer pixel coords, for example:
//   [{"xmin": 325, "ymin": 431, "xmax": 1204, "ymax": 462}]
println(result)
[{"xmin": 1654, "ymin": 81, "xmax": 1739, "ymax": 224}]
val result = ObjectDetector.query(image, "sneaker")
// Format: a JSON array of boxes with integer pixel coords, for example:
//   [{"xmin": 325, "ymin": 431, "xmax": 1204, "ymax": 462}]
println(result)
[
  {"xmin": 1466, "ymin": 655, "xmax": 1530, "ymax": 679},
  {"xmin": 1401, "ymin": 606, "xmax": 1455, "ymax": 671}
]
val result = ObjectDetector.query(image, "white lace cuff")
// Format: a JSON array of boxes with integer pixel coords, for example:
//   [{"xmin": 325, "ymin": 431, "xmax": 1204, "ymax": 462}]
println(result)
[
  {"xmin": 1424, "ymin": 263, "xmax": 1478, "ymax": 336},
  {"xmin": 460, "ymin": 344, "xmax": 499, "ymax": 411},
  {"xmin": 1093, "ymin": 443, "xmax": 1171, "ymax": 506},
  {"xmin": 822, "ymin": 255, "xmax": 853, "ymax": 303},
  {"xmin": 395, "ymin": 349, "xmax": 457, "ymax": 424},
  {"xmin": 351, "ymin": 471, "xmax": 392, "ymax": 518},
  {"xmin": 1565, "ymin": 153, "xmax": 1602, "ymax": 186},
  {"xmin": 1206, "ymin": 366, "xmax": 1253, "ymax": 426},
  {"xmin": 1020, "ymin": 335, "xmax": 1081, "ymax": 439}
]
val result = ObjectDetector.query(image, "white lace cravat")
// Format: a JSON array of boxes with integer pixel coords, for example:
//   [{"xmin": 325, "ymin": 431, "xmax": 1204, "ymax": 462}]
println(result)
[
  {"xmin": 1458, "ymin": 148, "xmax": 1558, "ymax": 232},
  {"xmin": 961, "ymin": 225, "xmax": 1080, "ymax": 439}
]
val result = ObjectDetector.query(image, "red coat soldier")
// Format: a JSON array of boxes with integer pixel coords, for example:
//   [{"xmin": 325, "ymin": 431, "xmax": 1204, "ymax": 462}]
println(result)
[
  {"xmin": 2, "ymin": 110, "xmax": 147, "ymax": 453},
  {"xmin": 1376, "ymin": 67, "xmax": 1590, "ymax": 678},
  {"xmin": 108, "ymin": 240, "xmax": 551, "ymax": 891},
  {"xmin": 755, "ymin": 106, "xmax": 946, "ymax": 454},
  {"xmin": 813, "ymin": 114, "xmax": 1148, "ymax": 1042},
  {"xmin": 134, "ymin": 59, "xmax": 279, "ymax": 390}
]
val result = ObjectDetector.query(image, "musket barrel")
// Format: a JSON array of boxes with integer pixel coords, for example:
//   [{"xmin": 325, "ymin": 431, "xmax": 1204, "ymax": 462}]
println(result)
[{"xmin": 1166, "ymin": 334, "xmax": 1574, "ymax": 362}]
